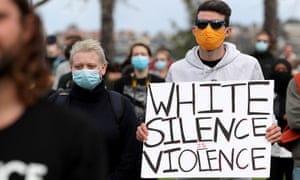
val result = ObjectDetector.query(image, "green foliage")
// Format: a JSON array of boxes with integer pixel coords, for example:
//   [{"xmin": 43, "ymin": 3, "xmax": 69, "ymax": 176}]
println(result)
[
  {"xmin": 170, "ymin": 29, "xmax": 195, "ymax": 60},
  {"xmin": 169, "ymin": 0, "xmax": 203, "ymax": 60}
]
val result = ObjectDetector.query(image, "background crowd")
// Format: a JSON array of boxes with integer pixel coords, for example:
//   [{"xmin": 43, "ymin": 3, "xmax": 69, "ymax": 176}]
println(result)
[{"xmin": 1, "ymin": 0, "xmax": 300, "ymax": 180}]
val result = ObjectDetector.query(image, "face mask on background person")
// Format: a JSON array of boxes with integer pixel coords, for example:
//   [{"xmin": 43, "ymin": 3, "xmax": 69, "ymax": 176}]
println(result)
[
  {"xmin": 113, "ymin": 56, "xmax": 123, "ymax": 64},
  {"xmin": 72, "ymin": 69, "xmax": 102, "ymax": 90},
  {"xmin": 255, "ymin": 41, "xmax": 268, "ymax": 52},
  {"xmin": 131, "ymin": 55, "xmax": 150, "ymax": 71},
  {"xmin": 154, "ymin": 60, "xmax": 167, "ymax": 70},
  {"xmin": 195, "ymin": 21, "xmax": 226, "ymax": 51}
]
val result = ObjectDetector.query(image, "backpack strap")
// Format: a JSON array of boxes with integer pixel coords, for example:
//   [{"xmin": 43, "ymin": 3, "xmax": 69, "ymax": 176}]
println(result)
[
  {"xmin": 294, "ymin": 73, "xmax": 300, "ymax": 94},
  {"xmin": 47, "ymin": 88, "xmax": 71, "ymax": 104},
  {"xmin": 48, "ymin": 88, "xmax": 124, "ymax": 124},
  {"xmin": 108, "ymin": 90, "xmax": 125, "ymax": 125}
]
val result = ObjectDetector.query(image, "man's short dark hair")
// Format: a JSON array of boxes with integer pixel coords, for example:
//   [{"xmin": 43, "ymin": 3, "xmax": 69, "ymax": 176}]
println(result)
[{"xmin": 196, "ymin": 0, "xmax": 231, "ymax": 27}]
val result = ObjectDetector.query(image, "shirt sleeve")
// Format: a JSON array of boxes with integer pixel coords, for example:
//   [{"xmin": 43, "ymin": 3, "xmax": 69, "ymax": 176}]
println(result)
[{"xmin": 286, "ymin": 79, "xmax": 300, "ymax": 130}]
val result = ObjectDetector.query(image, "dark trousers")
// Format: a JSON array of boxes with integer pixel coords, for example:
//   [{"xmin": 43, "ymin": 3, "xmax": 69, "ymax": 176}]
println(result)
[{"xmin": 267, "ymin": 156, "xmax": 293, "ymax": 180}]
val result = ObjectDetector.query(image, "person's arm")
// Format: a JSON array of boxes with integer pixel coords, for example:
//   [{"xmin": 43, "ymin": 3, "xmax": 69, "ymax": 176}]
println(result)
[
  {"xmin": 109, "ymin": 98, "xmax": 140, "ymax": 180},
  {"xmin": 286, "ymin": 79, "xmax": 300, "ymax": 130}
]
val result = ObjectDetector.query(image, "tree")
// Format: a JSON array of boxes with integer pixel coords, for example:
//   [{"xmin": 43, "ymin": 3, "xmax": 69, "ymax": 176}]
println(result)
[
  {"xmin": 170, "ymin": 0, "xmax": 203, "ymax": 59},
  {"xmin": 100, "ymin": 0, "xmax": 116, "ymax": 63},
  {"xmin": 263, "ymin": 0, "xmax": 278, "ymax": 53},
  {"xmin": 33, "ymin": 0, "xmax": 116, "ymax": 63}
]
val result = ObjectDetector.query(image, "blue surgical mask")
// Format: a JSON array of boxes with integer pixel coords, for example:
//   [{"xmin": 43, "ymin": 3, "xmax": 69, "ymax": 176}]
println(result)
[
  {"xmin": 131, "ymin": 55, "xmax": 150, "ymax": 71},
  {"xmin": 154, "ymin": 60, "xmax": 167, "ymax": 70},
  {"xmin": 72, "ymin": 69, "xmax": 102, "ymax": 90},
  {"xmin": 113, "ymin": 56, "xmax": 123, "ymax": 64},
  {"xmin": 255, "ymin": 41, "xmax": 268, "ymax": 52}
]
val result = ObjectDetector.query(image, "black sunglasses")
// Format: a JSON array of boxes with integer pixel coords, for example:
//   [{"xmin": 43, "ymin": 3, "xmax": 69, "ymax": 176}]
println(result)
[{"xmin": 195, "ymin": 19, "xmax": 226, "ymax": 30}]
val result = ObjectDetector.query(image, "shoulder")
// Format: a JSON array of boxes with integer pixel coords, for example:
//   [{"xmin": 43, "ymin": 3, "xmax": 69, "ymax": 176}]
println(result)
[
  {"xmin": 288, "ymin": 78, "xmax": 297, "ymax": 93},
  {"xmin": 224, "ymin": 42, "xmax": 259, "ymax": 65},
  {"xmin": 228, "ymin": 48, "xmax": 261, "ymax": 69},
  {"xmin": 240, "ymin": 53, "xmax": 261, "ymax": 64},
  {"xmin": 34, "ymin": 100, "xmax": 81, "ymax": 119},
  {"xmin": 149, "ymin": 74, "xmax": 165, "ymax": 82},
  {"xmin": 60, "ymin": 72, "xmax": 72, "ymax": 80},
  {"xmin": 47, "ymin": 88, "xmax": 71, "ymax": 103},
  {"xmin": 30, "ymin": 100, "xmax": 98, "ymax": 133},
  {"xmin": 108, "ymin": 90, "xmax": 131, "ymax": 107},
  {"xmin": 56, "ymin": 61, "xmax": 70, "ymax": 70},
  {"xmin": 171, "ymin": 57, "xmax": 189, "ymax": 66},
  {"xmin": 115, "ymin": 74, "xmax": 132, "ymax": 84},
  {"xmin": 167, "ymin": 59, "xmax": 189, "ymax": 76}
]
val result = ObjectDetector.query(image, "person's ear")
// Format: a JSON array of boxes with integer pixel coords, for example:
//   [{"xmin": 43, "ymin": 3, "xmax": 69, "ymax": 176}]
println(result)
[
  {"xmin": 100, "ymin": 63, "xmax": 107, "ymax": 76},
  {"xmin": 224, "ymin": 27, "xmax": 232, "ymax": 38},
  {"xmin": 192, "ymin": 26, "xmax": 198, "ymax": 37},
  {"xmin": 22, "ymin": 14, "xmax": 36, "ymax": 43}
]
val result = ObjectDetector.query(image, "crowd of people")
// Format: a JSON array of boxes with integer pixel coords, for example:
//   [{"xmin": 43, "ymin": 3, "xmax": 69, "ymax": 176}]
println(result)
[{"xmin": 1, "ymin": 0, "xmax": 300, "ymax": 180}]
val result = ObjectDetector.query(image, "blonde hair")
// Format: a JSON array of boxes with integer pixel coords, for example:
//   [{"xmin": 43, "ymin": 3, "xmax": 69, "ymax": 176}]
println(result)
[{"xmin": 70, "ymin": 39, "xmax": 108, "ymax": 64}]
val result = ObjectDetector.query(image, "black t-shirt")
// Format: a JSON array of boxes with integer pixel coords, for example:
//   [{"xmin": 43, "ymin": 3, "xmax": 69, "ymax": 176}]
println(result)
[{"xmin": 0, "ymin": 100, "xmax": 107, "ymax": 180}]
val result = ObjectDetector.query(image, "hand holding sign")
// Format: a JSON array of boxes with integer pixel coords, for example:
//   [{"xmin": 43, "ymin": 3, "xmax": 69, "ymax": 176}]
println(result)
[{"xmin": 137, "ymin": 123, "xmax": 148, "ymax": 142}]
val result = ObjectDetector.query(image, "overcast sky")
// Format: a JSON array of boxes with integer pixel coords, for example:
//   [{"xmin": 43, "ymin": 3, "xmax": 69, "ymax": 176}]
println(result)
[{"xmin": 35, "ymin": 0, "xmax": 300, "ymax": 35}]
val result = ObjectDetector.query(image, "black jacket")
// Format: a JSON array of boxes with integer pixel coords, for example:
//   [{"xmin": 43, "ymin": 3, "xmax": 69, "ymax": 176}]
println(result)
[
  {"xmin": 252, "ymin": 51, "xmax": 276, "ymax": 79},
  {"xmin": 49, "ymin": 81, "xmax": 141, "ymax": 180}
]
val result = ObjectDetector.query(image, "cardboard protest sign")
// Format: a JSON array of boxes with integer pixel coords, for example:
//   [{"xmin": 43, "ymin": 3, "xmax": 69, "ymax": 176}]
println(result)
[{"xmin": 141, "ymin": 80, "xmax": 273, "ymax": 178}]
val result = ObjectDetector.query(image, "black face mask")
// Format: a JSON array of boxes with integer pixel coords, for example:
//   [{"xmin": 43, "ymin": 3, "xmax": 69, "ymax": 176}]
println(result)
[{"xmin": 270, "ymin": 71, "xmax": 292, "ymax": 94}]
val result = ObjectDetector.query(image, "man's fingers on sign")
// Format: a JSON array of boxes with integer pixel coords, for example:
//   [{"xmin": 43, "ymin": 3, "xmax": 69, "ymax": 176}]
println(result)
[{"xmin": 266, "ymin": 123, "xmax": 281, "ymax": 143}]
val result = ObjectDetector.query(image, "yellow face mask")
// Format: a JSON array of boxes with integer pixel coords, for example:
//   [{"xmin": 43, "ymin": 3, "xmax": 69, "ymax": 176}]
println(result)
[{"xmin": 195, "ymin": 25, "xmax": 226, "ymax": 51}]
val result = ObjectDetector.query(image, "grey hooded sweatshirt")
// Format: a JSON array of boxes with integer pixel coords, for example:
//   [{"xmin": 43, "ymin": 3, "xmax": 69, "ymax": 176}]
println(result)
[
  {"xmin": 166, "ymin": 43, "xmax": 264, "ymax": 180},
  {"xmin": 166, "ymin": 43, "xmax": 264, "ymax": 82}
]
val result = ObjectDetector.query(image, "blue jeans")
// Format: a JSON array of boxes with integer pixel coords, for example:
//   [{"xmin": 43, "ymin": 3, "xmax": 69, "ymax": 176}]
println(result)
[{"xmin": 293, "ymin": 167, "xmax": 300, "ymax": 180}]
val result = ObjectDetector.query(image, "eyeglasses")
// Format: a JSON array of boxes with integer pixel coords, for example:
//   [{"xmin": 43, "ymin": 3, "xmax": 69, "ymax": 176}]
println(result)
[{"xmin": 195, "ymin": 19, "xmax": 226, "ymax": 30}]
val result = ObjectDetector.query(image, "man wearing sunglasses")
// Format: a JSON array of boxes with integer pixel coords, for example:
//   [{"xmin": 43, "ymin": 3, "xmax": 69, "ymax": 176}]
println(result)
[{"xmin": 136, "ymin": 1, "xmax": 281, "ymax": 180}]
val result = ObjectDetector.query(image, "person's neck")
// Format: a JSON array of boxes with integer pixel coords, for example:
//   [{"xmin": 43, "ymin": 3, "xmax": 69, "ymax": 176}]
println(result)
[
  {"xmin": 134, "ymin": 68, "xmax": 149, "ymax": 79},
  {"xmin": 0, "ymin": 78, "xmax": 25, "ymax": 130},
  {"xmin": 198, "ymin": 44, "xmax": 225, "ymax": 61},
  {"xmin": 158, "ymin": 68, "xmax": 168, "ymax": 79}
]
